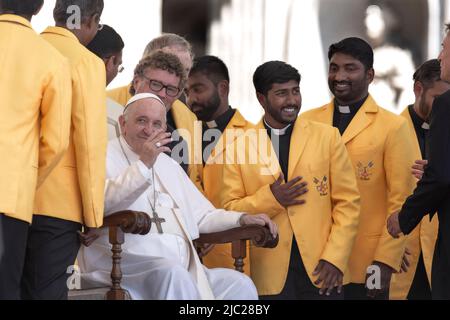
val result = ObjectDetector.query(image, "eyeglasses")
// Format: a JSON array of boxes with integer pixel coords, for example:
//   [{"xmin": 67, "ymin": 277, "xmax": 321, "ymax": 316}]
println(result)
[
  {"xmin": 141, "ymin": 75, "xmax": 180, "ymax": 97},
  {"xmin": 118, "ymin": 65, "xmax": 124, "ymax": 73}
]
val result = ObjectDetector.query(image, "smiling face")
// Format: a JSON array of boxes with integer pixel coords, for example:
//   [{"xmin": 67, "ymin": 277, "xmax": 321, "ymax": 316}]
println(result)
[
  {"xmin": 257, "ymin": 80, "xmax": 301, "ymax": 129},
  {"xmin": 328, "ymin": 52, "xmax": 374, "ymax": 105},
  {"xmin": 119, "ymin": 99, "xmax": 167, "ymax": 153},
  {"xmin": 133, "ymin": 67, "xmax": 181, "ymax": 111}
]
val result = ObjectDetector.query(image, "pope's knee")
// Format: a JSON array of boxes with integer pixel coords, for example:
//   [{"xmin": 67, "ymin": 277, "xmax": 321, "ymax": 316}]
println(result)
[{"xmin": 154, "ymin": 260, "xmax": 200, "ymax": 299}]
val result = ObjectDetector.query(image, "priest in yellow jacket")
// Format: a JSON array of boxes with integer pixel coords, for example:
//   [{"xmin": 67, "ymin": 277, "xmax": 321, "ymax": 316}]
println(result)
[
  {"xmin": 222, "ymin": 61, "xmax": 361, "ymax": 299},
  {"xmin": 390, "ymin": 59, "xmax": 449, "ymax": 299},
  {"xmin": 185, "ymin": 55, "xmax": 253, "ymax": 273},
  {"xmin": 29, "ymin": 0, "xmax": 107, "ymax": 300},
  {"xmin": 107, "ymin": 34, "xmax": 201, "ymax": 190},
  {"xmin": 301, "ymin": 37, "xmax": 417, "ymax": 299},
  {"xmin": 0, "ymin": 1, "xmax": 71, "ymax": 300}
]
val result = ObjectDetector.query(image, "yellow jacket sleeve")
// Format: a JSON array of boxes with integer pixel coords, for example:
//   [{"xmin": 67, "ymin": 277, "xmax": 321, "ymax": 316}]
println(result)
[
  {"xmin": 72, "ymin": 57, "xmax": 107, "ymax": 227},
  {"xmin": 221, "ymin": 162, "xmax": 285, "ymax": 218},
  {"xmin": 37, "ymin": 58, "xmax": 72, "ymax": 187},
  {"xmin": 373, "ymin": 119, "xmax": 416, "ymax": 271}
]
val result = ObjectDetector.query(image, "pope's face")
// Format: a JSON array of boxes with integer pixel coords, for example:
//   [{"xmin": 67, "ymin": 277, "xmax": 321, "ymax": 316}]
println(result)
[{"xmin": 119, "ymin": 99, "xmax": 167, "ymax": 154}]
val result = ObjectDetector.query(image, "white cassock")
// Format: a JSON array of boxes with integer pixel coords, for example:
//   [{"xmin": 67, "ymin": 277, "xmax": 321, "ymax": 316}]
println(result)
[{"xmin": 77, "ymin": 136, "xmax": 258, "ymax": 300}]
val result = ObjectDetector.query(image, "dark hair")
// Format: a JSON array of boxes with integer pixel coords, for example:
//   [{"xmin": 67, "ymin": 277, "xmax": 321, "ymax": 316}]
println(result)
[
  {"xmin": 130, "ymin": 50, "xmax": 186, "ymax": 96},
  {"xmin": 328, "ymin": 37, "xmax": 374, "ymax": 70},
  {"xmin": 87, "ymin": 24, "xmax": 124, "ymax": 59},
  {"xmin": 190, "ymin": 55, "xmax": 230, "ymax": 85},
  {"xmin": 0, "ymin": 0, "xmax": 43, "ymax": 15},
  {"xmin": 413, "ymin": 59, "xmax": 442, "ymax": 89},
  {"xmin": 53, "ymin": 0, "xmax": 104, "ymax": 25},
  {"xmin": 253, "ymin": 61, "xmax": 301, "ymax": 95}
]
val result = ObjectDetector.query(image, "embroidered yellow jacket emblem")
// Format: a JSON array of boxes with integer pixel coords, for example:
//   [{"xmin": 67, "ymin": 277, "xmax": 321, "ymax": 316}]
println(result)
[
  {"xmin": 313, "ymin": 176, "xmax": 328, "ymax": 196},
  {"xmin": 357, "ymin": 161, "xmax": 374, "ymax": 181}
]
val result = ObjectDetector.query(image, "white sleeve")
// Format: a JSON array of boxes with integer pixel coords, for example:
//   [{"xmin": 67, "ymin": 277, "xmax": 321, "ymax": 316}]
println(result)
[
  {"xmin": 173, "ymin": 160, "xmax": 244, "ymax": 234},
  {"xmin": 104, "ymin": 160, "xmax": 152, "ymax": 215}
]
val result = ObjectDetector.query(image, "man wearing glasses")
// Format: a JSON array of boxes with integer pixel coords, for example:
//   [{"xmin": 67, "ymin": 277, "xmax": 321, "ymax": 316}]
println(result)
[
  {"xmin": 107, "ymin": 34, "xmax": 202, "ymax": 191},
  {"xmin": 130, "ymin": 50, "xmax": 192, "ymax": 175}
]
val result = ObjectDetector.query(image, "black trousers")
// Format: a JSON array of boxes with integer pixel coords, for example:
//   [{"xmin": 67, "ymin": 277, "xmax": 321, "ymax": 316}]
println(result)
[
  {"xmin": 0, "ymin": 214, "xmax": 29, "ymax": 300},
  {"xmin": 407, "ymin": 252, "xmax": 432, "ymax": 300},
  {"xmin": 431, "ymin": 234, "xmax": 450, "ymax": 300},
  {"xmin": 20, "ymin": 215, "xmax": 81, "ymax": 300},
  {"xmin": 259, "ymin": 238, "xmax": 344, "ymax": 300}
]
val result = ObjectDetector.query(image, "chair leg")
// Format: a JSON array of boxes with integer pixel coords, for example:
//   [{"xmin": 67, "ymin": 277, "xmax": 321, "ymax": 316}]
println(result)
[{"xmin": 231, "ymin": 239, "xmax": 247, "ymax": 273}]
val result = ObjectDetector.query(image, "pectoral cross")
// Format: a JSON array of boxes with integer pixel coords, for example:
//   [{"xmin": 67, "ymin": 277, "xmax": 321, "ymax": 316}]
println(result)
[{"xmin": 151, "ymin": 210, "xmax": 165, "ymax": 234}]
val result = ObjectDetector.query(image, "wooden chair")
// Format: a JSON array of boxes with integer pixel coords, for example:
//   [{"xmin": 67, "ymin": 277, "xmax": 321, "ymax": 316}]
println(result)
[{"xmin": 69, "ymin": 210, "xmax": 278, "ymax": 300}]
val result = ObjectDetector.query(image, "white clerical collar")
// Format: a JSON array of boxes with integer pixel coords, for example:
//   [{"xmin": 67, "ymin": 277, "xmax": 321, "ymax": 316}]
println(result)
[
  {"xmin": 422, "ymin": 122, "xmax": 430, "ymax": 130},
  {"xmin": 338, "ymin": 106, "xmax": 351, "ymax": 114},
  {"xmin": 264, "ymin": 118, "xmax": 292, "ymax": 136},
  {"xmin": 206, "ymin": 120, "xmax": 218, "ymax": 129}
]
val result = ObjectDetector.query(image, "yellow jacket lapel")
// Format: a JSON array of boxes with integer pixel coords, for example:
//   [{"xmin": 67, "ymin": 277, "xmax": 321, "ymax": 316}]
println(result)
[
  {"xmin": 342, "ymin": 96, "xmax": 378, "ymax": 144},
  {"xmin": 288, "ymin": 118, "xmax": 309, "ymax": 180}
]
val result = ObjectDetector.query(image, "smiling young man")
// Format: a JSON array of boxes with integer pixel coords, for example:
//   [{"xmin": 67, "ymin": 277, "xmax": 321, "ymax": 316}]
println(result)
[
  {"xmin": 301, "ymin": 37, "xmax": 417, "ymax": 300},
  {"xmin": 221, "ymin": 61, "xmax": 361, "ymax": 299}
]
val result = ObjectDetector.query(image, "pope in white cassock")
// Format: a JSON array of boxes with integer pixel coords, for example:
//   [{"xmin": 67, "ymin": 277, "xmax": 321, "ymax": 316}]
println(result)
[{"xmin": 77, "ymin": 93, "xmax": 278, "ymax": 300}]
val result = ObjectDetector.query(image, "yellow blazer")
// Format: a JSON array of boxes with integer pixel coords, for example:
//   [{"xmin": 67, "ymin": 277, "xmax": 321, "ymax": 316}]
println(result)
[
  {"xmin": 221, "ymin": 118, "xmax": 360, "ymax": 295},
  {"xmin": 201, "ymin": 110, "xmax": 252, "ymax": 273},
  {"xmin": 0, "ymin": 15, "xmax": 71, "ymax": 224},
  {"xmin": 107, "ymin": 85, "xmax": 203, "ymax": 191},
  {"xmin": 389, "ymin": 107, "xmax": 438, "ymax": 299},
  {"xmin": 35, "ymin": 27, "xmax": 107, "ymax": 227},
  {"xmin": 301, "ymin": 95, "xmax": 417, "ymax": 283}
]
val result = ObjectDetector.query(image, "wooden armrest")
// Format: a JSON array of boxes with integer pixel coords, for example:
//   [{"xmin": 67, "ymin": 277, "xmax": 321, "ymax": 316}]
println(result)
[
  {"xmin": 195, "ymin": 224, "xmax": 278, "ymax": 248},
  {"xmin": 195, "ymin": 225, "xmax": 279, "ymax": 273},
  {"xmin": 102, "ymin": 210, "xmax": 151, "ymax": 235},
  {"xmin": 101, "ymin": 210, "xmax": 152, "ymax": 300}
]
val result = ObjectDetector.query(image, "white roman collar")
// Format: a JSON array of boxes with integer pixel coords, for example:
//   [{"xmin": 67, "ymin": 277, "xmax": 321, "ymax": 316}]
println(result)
[
  {"xmin": 264, "ymin": 118, "xmax": 292, "ymax": 136},
  {"xmin": 338, "ymin": 106, "xmax": 351, "ymax": 114},
  {"xmin": 205, "ymin": 120, "xmax": 218, "ymax": 129}
]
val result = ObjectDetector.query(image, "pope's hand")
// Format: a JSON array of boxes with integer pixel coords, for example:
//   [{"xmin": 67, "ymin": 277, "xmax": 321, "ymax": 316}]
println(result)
[
  {"xmin": 239, "ymin": 213, "xmax": 278, "ymax": 239},
  {"xmin": 139, "ymin": 130, "xmax": 172, "ymax": 168}
]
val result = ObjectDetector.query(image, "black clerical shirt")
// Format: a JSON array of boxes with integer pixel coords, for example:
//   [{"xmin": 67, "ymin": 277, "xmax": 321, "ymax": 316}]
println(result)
[
  {"xmin": 264, "ymin": 120, "xmax": 294, "ymax": 182},
  {"xmin": 408, "ymin": 105, "xmax": 429, "ymax": 159},
  {"xmin": 332, "ymin": 95, "xmax": 368, "ymax": 134},
  {"xmin": 165, "ymin": 110, "xmax": 189, "ymax": 174},
  {"xmin": 202, "ymin": 107, "xmax": 236, "ymax": 165}
]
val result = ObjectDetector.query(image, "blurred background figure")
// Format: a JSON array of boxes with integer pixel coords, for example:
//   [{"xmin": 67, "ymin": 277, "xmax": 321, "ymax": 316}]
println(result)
[{"xmin": 364, "ymin": 2, "xmax": 415, "ymax": 112}]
